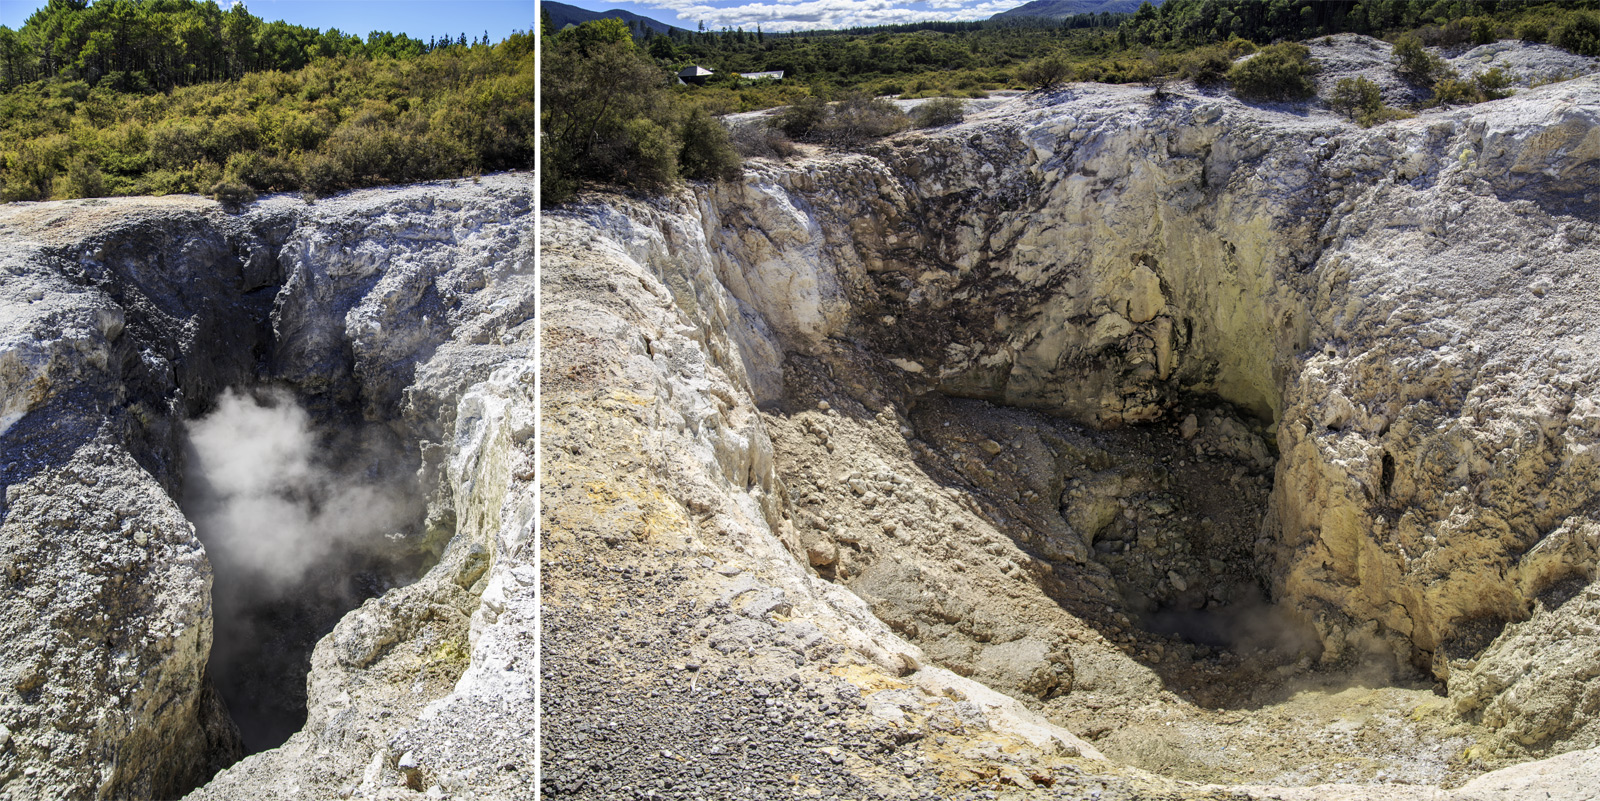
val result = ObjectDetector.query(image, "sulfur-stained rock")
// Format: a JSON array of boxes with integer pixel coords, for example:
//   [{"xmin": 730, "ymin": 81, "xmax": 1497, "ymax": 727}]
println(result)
[{"xmin": 544, "ymin": 67, "xmax": 1600, "ymax": 798}]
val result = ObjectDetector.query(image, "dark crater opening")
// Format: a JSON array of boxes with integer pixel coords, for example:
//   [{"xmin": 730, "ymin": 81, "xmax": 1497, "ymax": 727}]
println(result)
[
  {"xmin": 179, "ymin": 384, "xmax": 431, "ymax": 754},
  {"xmin": 896, "ymin": 390, "xmax": 1338, "ymax": 705}
]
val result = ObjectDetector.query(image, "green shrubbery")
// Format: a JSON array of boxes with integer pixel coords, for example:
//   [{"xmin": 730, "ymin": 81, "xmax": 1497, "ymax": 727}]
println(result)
[
  {"xmin": 1228, "ymin": 42, "xmax": 1319, "ymax": 101},
  {"xmin": 1171, "ymin": 45, "xmax": 1232, "ymax": 86},
  {"xmin": 727, "ymin": 123, "xmax": 798, "ymax": 160},
  {"xmin": 1553, "ymin": 12, "xmax": 1600, "ymax": 57},
  {"xmin": 1431, "ymin": 66, "xmax": 1514, "ymax": 106},
  {"xmin": 775, "ymin": 91, "xmax": 908, "ymax": 146},
  {"xmin": 678, "ymin": 107, "xmax": 743, "ymax": 182},
  {"xmin": 541, "ymin": 21, "xmax": 743, "ymax": 204},
  {"xmin": 1018, "ymin": 55, "xmax": 1072, "ymax": 90},
  {"xmin": 1329, "ymin": 77, "xmax": 1413, "ymax": 127},
  {"xmin": 912, "ymin": 97, "xmax": 965, "ymax": 128},
  {"xmin": 1387, "ymin": 34, "xmax": 1516, "ymax": 108},
  {"xmin": 1392, "ymin": 34, "xmax": 1450, "ymax": 86},
  {"xmin": 210, "ymin": 180, "xmax": 256, "ymax": 209},
  {"xmin": 0, "ymin": 0, "xmax": 472, "ymax": 93},
  {"xmin": 0, "ymin": 35, "xmax": 533, "ymax": 202}
]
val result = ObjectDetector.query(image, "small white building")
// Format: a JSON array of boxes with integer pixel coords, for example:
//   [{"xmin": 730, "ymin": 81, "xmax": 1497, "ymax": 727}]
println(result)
[
  {"xmin": 738, "ymin": 70, "xmax": 784, "ymax": 81},
  {"xmin": 677, "ymin": 65, "xmax": 714, "ymax": 85}
]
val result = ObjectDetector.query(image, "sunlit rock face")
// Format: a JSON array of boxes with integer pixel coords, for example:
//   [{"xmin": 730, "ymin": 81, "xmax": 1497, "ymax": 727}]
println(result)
[
  {"xmin": 545, "ymin": 71, "xmax": 1600, "ymax": 797},
  {"xmin": 691, "ymin": 78, "xmax": 1600, "ymax": 691},
  {"xmin": 0, "ymin": 176, "xmax": 533, "ymax": 800}
]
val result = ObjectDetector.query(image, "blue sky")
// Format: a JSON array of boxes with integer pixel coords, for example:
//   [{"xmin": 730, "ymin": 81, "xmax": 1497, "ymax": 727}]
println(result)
[
  {"xmin": 0, "ymin": 1, "xmax": 537, "ymax": 42},
  {"xmin": 548, "ymin": 0, "xmax": 1021, "ymax": 33}
]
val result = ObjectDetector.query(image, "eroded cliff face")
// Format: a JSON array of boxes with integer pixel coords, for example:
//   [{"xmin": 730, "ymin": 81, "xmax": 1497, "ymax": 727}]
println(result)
[
  {"xmin": 0, "ymin": 176, "xmax": 534, "ymax": 800},
  {"xmin": 725, "ymin": 79, "xmax": 1600, "ymax": 741},
  {"xmin": 545, "ymin": 73, "xmax": 1600, "ymax": 796}
]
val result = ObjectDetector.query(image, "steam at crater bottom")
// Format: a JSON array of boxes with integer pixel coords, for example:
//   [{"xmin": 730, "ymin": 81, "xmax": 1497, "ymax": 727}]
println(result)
[
  {"xmin": 181, "ymin": 386, "xmax": 421, "ymax": 752},
  {"xmin": 181, "ymin": 387, "xmax": 414, "ymax": 594}
]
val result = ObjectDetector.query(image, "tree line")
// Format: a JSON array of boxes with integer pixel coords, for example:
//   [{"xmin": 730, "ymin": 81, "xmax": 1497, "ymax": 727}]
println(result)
[
  {"xmin": 0, "ymin": 0, "xmax": 534, "ymax": 203},
  {"xmin": 0, "ymin": 0, "xmax": 507, "ymax": 92},
  {"xmin": 1121, "ymin": 0, "xmax": 1600, "ymax": 51}
]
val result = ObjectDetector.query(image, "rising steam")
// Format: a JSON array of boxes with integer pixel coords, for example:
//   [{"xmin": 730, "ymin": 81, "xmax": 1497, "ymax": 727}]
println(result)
[
  {"xmin": 182, "ymin": 387, "xmax": 414, "ymax": 591},
  {"xmin": 181, "ymin": 386, "xmax": 420, "ymax": 752}
]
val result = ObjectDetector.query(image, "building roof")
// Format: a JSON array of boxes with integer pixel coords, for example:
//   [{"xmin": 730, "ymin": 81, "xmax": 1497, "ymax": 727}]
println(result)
[
  {"xmin": 738, "ymin": 70, "xmax": 784, "ymax": 80},
  {"xmin": 678, "ymin": 65, "xmax": 715, "ymax": 78}
]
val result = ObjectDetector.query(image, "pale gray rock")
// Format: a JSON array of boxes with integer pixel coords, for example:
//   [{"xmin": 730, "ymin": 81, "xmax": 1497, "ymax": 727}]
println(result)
[{"xmin": 0, "ymin": 175, "xmax": 533, "ymax": 800}]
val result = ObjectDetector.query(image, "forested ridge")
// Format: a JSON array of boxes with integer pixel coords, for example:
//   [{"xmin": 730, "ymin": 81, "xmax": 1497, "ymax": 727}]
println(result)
[{"xmin": 0, "ymin": 0, "xmax": 534, "ymax": 203}]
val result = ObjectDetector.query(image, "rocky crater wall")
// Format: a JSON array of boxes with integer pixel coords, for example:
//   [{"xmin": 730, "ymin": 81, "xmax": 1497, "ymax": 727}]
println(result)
[
  {"xmin": 0, "ymin": 176, "xmax": 535, "ymax": 800},
  {"xmin": 549, "ymin": 74, "xmax": 1600, "ymax": 767}
]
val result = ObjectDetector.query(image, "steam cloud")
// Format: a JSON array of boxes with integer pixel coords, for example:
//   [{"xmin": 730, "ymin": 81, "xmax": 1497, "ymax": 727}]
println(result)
[
  {"xmin": 182, "ymin": 387, "xmax": 415, "ymax": 592},
  {"xmin": 181, "ymin": 386, "xmax": 420, "ymax": 752}
]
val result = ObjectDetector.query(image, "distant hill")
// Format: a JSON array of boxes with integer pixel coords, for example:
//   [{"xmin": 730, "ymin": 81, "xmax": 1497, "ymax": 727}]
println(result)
[
  {"xmin": 543, "ymin": 1, "xmax": 684, "ymax": 36},
  {"xmin": 991, "ymin": 0, "xmax": 1163, "ymax": 19}
]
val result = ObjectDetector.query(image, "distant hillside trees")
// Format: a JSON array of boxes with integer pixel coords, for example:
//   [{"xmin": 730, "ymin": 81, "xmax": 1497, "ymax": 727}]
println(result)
[
  {"xmin": 1120, "ymin": 0, "xmax": 1600, "ymax": 55},
  {"xmin": 0, "ymin": 26, "xmax": 534, "ymax": 202},
  {"xmin": 0, "ymin": 0, "xmax": 472, "ymax": 92}
]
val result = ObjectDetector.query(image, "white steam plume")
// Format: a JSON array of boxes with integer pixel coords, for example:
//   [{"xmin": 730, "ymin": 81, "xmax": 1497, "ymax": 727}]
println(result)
[{"xmin": 182, "ymin": 387, "xmax": 414, "ymax": 594}]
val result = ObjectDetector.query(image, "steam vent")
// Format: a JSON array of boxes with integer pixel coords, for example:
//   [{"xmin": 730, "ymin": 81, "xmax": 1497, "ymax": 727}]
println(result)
[
  {"xmin": 0, "ymin": 176, "xmax": 534, "ymax": 799},
  {"xmin": 542, "ymin": 60, "xmax": 1600, "ymax": 801}
]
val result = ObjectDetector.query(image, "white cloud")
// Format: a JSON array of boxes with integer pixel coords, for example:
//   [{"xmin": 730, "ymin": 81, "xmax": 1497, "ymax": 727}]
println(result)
[{"xmin": 642, "ymin": 0, "xmax": 1015, "ymax": 31}]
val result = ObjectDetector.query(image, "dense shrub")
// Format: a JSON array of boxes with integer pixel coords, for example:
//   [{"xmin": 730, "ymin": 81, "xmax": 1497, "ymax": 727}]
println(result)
[
  {"xmin": 1330, "ymin": 76, "xmax": 1381, "ymax": 120},
  {"xmin": 149, "ymin": 120, "xmax": 207, "ymax": 169},
  {"xmin": 1172, "ymin": 45, "xmax": 1235, "ymax": 86},
  {"xmin": 203, "ymin": 115, "xmax": 260, "ymax": 163},
  {"xmin": 912, "ymin": 97, "xmax": 965, "ymax": 128},
  {"xmin": 1227, "ymin": 43, "xmax": 1319, "ymax": 101},
  {"xmin": 810, "ymin": 93, "xmax": 909, "ymax": 146},
  {"xmin": 775, "ymin": 95, "xmax": 829, "ymax": 139},
  {"xmin": 1392, "ymin": 34, "xmax": 1449, "ymax": 86},
  {"xmin": 299, "ymin": 152, "xmax": 351, "ymax": 196},
  {"xmin": 210, "ymin": 180, "xmax": 257, "ymax": 209},
  {"xmin": 2, "ymin": 149, "xmax": 50, "ymax": 201},
  {"xmin": 1018, "ymin": 55, "xmax": 1072, "ymax": 90},
  {"xmin": 1553, "ymin": 13, "xmax": 1600, "ymax": 57},
  {"xmin": 269, "ymin": 110, "xmax": 333, "ymax": 153},
  {"xmin": 225, "ymin": 151, "xmax": 298, "ymax": 192},
  {"xmin": 1329, "ymin": 77, "xmax": 1412, "ymax": 127},
  {"xmin": 63, "ymin": 156, "xmax": 106, "ymax": 198},
  {"xmin": 542, "ymin": 24, "xmax": 685, "ymax": 201},
  {"xmin": 677, "ymin": 108, "xmax": 742, "ymax": 182},
  {"xmin": 728, "ymin": 123, "xmax": 798, "ymax": 160},
  {"xmin": 0, "ymin": 33, "xmax": 532, "ymax": 202},
  {"xmin": 1432, "ymin": 67, "xmax": 1514, "ymax": 106}
]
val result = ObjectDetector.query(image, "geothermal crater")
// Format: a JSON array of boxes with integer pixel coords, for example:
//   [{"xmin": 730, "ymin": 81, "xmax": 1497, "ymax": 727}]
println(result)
[
  {"xmin": 0, "ymin": 176, "xmax": 534, "ymax": 801},
  {"xmin": 181, "ymin": 385, "xmax": 431, "ymax": 754},
  {"xmin": 542, "ymin": 70, "xmax": 1600, "ymax": 801}
]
